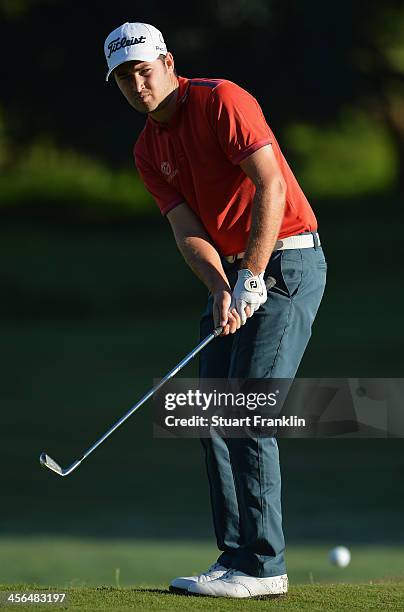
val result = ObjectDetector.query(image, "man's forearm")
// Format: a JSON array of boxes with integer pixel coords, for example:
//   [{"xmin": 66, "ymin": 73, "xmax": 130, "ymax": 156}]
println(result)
[
  {"xmin": 242, "ymin": 178, "xmax": 286, "ymax": 275},
  {"xmin": 175, "ymin": 235, "xmax": 230, "ymax": 294}
]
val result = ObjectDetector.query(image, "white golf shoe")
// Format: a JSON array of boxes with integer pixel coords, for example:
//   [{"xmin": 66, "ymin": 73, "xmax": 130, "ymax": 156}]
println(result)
[
  {"xmin": 187, "ymin": 569, "xmax": 288, "ymax": 598},
  {"xmin": 169, "ymin": 562, "xmax": 228, "ymax": 593}
]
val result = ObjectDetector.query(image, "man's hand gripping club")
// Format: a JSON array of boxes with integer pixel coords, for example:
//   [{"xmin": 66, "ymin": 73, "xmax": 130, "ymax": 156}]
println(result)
[
  {"xmin": 213, "ymin": 273, "xmax": 274, "ymax": 336},
  {"xmin": 230, "ymin": 269, "xmax": 268, "ymax": 325}
]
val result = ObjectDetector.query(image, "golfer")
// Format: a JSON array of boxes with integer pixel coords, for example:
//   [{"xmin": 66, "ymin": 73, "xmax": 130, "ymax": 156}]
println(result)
[{"xmin": 104, "ymin": 22, "xmax": 327, "ymax": 599}]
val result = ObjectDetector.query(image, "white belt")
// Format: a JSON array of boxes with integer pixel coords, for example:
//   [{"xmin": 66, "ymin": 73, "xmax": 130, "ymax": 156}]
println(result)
[{"xmin": 223, "ymin": 232, "xmax": 320, "ymax": 263}]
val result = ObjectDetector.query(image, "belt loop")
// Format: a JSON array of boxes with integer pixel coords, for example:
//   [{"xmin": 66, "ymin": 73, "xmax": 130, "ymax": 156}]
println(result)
[{"xmin": 312, "ymin": 232, "xmax": 319, "ymax": 250}]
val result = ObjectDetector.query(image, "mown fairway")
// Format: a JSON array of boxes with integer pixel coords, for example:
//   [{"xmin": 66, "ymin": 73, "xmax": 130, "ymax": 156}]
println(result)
[
  {"xmin": 0, "ymin": 539, "xmax": 403, "ymax": 587},
  {"xmin": 1, "ymin": 583, "xmax": 404, "ymax": 611}
]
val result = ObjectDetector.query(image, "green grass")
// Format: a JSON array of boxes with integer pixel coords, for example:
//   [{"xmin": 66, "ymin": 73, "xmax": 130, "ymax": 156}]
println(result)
[
  {"xmin": 0, "ymin": 538, "xmax": 403, "ymax": 588},
  {"xmin": 1, "ymin": 582, "xmax": 404, "ymax": 611}
]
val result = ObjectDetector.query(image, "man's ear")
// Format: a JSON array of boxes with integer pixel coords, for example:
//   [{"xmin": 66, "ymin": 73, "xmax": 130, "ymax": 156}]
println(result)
[{"xmin": 165, "ymin": 52, "xmax": 175, "ymax": 73}]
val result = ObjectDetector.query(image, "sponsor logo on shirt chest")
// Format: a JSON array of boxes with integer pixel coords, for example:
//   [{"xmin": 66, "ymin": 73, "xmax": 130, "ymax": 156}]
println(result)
[{"xmin": 161, "ymin": 161, "xmax": 178, "ymax": 183}]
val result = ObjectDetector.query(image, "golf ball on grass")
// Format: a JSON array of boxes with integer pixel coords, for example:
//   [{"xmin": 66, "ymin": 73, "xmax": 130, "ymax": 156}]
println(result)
[{"xmin": 328, "ymin": 546, "xmax": 351, "ymax": 567}]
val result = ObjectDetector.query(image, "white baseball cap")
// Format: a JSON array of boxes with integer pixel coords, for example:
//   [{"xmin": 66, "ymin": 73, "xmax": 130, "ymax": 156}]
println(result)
[{"xmin": 104, "ymin": 22, "xmax": 167, "ymax": 81}]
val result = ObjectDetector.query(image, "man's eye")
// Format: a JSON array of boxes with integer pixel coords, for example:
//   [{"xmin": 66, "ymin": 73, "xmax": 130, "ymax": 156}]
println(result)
[{"xmin": 141, "ymin": 69, "xmax": 152, "ymax": 75}]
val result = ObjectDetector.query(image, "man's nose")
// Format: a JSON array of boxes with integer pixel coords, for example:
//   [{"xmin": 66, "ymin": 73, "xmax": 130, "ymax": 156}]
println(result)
[{"xmin": 134, "ymin": 75, "xmax": 145, "ymax": 92}]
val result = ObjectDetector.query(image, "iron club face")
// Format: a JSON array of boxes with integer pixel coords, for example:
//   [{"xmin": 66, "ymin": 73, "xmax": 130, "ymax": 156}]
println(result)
[
  {"xmin": 40, "ymin": 452, "xmax": 81, "ymax": 477},
  {"xmin": 40, "ymin": 453, "xmax": 64, "ymax": 475}
]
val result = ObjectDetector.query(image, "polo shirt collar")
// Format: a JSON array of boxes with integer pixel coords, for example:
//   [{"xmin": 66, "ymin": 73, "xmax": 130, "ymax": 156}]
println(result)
[{"xmin": 148, "ymin": 76, "xmax": 189, "ymax": 132}]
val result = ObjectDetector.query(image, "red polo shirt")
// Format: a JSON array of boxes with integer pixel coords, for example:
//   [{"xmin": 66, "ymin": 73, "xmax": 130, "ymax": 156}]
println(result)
[{"xmin": 134, "ymin": 76, "xmax": 317, "ymax": 256}]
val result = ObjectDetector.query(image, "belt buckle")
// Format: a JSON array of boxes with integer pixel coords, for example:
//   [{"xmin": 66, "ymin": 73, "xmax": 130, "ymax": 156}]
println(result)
[{"xmin": 224, "ymin": 252, "xmax": 243, "ymax": 264}]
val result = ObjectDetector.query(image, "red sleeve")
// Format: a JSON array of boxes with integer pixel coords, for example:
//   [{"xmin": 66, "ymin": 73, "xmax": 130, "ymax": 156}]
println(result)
[
  {"xmin": 134, "ymin": 147, "xmax": 184, "ymax": 216},
  {"xmin": 208, "ymin": 81, "xmax": 272, "ymax": 165}
]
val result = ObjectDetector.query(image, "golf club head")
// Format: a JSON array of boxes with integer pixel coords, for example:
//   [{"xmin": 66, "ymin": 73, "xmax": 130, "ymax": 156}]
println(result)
[
  {"xmin": 265, "ymin": 276, "xmax": 276, "ymax": 290},
  {"xmin": 40, "ymin": 452, "xmax": 82, "ymax": 477},
  {"xmin": 40, "ymin": 452, "xmax": 64, "ymax": 476}
]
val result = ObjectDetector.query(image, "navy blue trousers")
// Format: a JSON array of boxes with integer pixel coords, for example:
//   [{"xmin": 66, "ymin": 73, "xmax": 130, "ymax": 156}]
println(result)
[{"xmin": 199, "ymin": 240, "xmax": 327, "ymax": 577}]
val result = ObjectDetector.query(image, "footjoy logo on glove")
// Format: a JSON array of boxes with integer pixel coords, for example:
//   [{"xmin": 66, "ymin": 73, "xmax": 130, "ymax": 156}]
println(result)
[
  {"xmin": 245, "ymin": 278, "xmax": 260, "ymax": 292},
  {"xmin": 107, "ymin": 35, "xmax": 146, "ymax": 58}
]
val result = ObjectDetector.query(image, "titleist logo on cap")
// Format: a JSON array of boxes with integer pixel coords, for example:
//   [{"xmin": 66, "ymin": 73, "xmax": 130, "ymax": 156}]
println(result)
[
  {"xmin": 107, "ymin": 35, "xmax": 147, "ymax": 58},
  {"xmin": 104, "ymin": 23, "xmax": 167, "ymax": 81}
]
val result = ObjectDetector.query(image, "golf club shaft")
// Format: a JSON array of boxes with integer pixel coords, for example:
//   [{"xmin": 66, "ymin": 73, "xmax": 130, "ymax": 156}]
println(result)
[
  {"xmin": 41, "ymin": 275, "xmax": 276, "ymax": 475},
  {"xmin": 77, "ymin": 326, "xmax": 222, "ymax": 464},
  {"xmin": 78, "ymin": 275, "xmax": 276, "ymax": 464}
]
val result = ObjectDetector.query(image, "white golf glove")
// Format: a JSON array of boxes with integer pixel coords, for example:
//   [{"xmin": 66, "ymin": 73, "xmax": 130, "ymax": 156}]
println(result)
[{"xmin": 230, "ymin": 269, "xmax": 268, "ymax": 325}]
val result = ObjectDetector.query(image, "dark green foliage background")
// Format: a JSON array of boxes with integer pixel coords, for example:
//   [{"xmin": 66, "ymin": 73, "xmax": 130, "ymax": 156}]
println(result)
[{"xmin": 1, "ymin": 2, "xmax": 404, "ymax": 589}]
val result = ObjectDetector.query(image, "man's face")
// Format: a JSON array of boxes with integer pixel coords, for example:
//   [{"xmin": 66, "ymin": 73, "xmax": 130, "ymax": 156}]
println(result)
[{"xmin": 114, "ymin": 55, "xmax": 174, "ymax": 114}]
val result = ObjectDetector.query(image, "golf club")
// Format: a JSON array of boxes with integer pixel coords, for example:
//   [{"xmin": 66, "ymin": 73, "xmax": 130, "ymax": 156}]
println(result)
[{"xmin": 40, "ymin": 276, "xmax": 276, "ymax": 477}]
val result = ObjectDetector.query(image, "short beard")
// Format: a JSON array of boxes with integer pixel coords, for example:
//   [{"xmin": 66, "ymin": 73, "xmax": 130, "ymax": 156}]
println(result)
[{"xmin": 149, "ymin": 90, "xmax": 174, "ymax": 114}]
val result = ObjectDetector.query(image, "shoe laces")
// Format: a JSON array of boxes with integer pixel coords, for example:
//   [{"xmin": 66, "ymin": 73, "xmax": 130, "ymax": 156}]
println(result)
[
  {"xmin": 207, "ymin": 562, "xmax": 225, "ymax": 572},
  {"xmin": 222, "ymin": 569, "xmax": 238, "ymax": 578}
]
